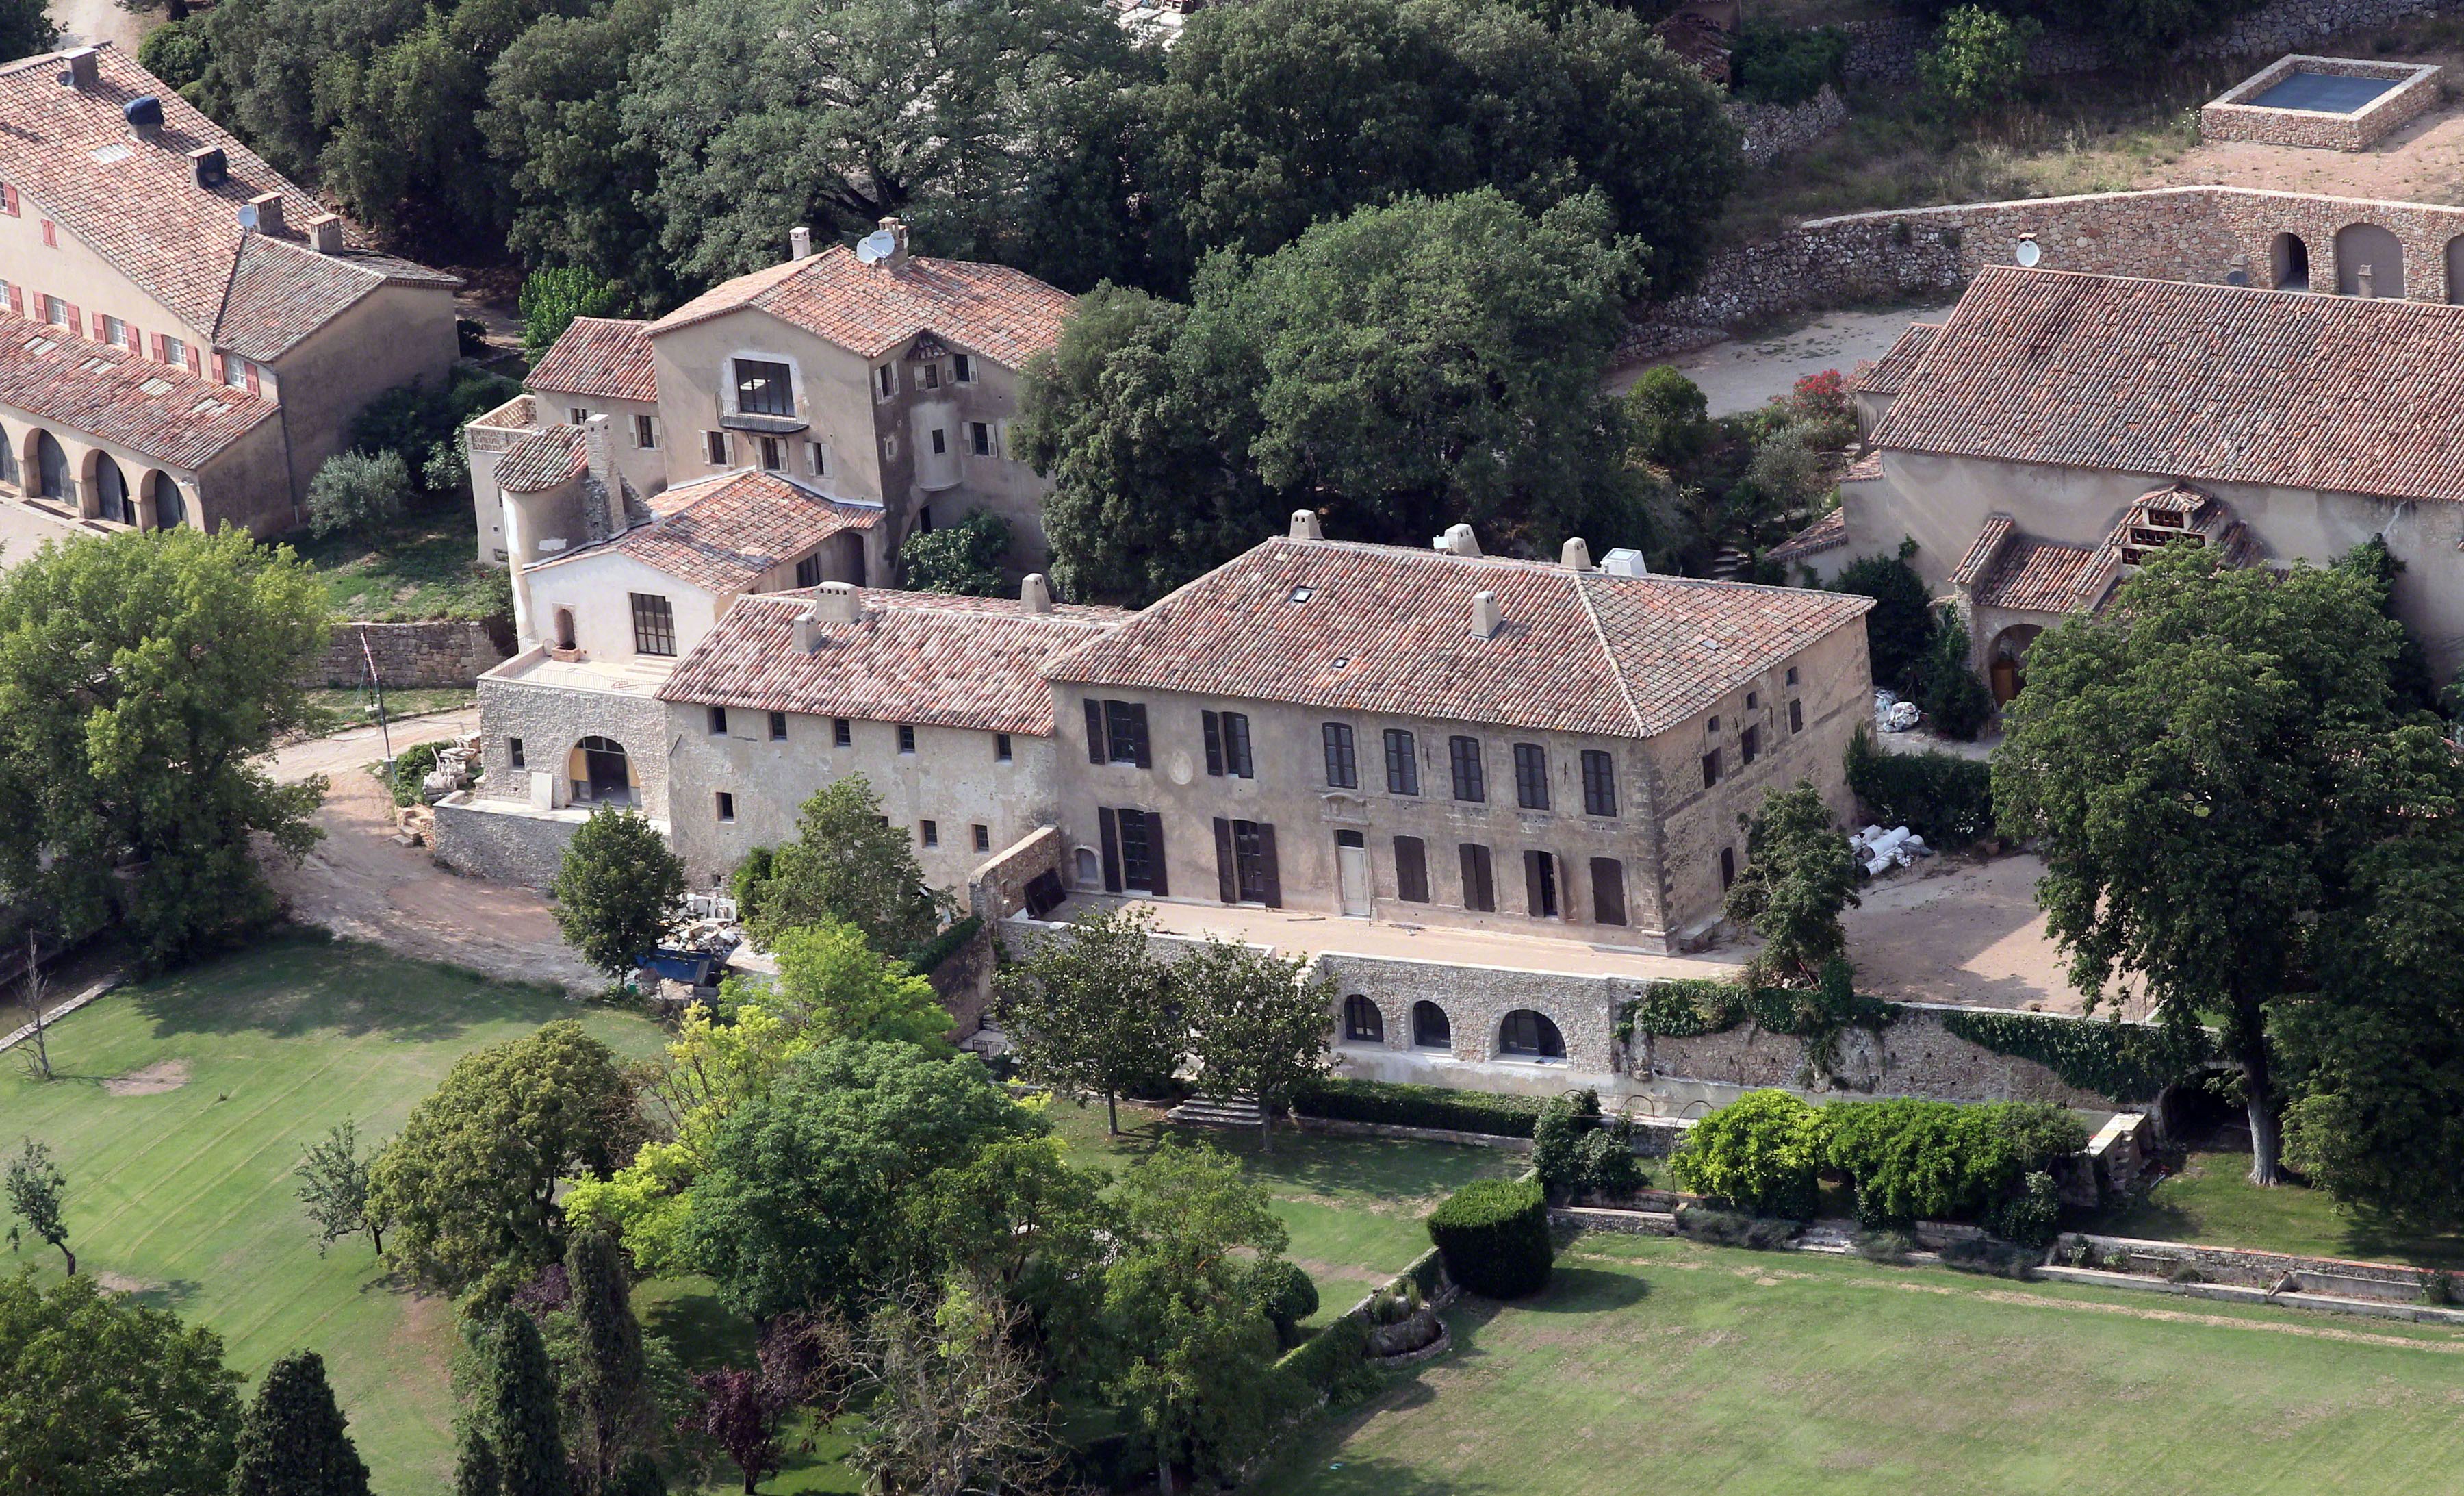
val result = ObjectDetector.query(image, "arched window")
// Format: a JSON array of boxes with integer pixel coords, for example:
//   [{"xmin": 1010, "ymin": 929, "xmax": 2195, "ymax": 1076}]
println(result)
[
  {"xmin": 1343, "ymin": 995, "xmax": 1383, "ymax": 1043},
  {"xmin": 147, "ymin": 471, "xmax": 184, "ymax": 529},
  {"xmin": 2335, "ymin": 222, "xmax": 2404, "ymax": 297},
  {"xmin": 33, "ymin": 431, "xmax": 67, "ymax": 500},
  {"xmin": 1499, "ymin": 1009, "xmax": 1565, "ymax": 1061},
  {"xmin": 571, "ymin": 735, "xmax": 632, "ymax": 806},
  {"xmin": 554, "ymin": 607, "xmax": 578, "ymax": 650},
  {"xmin": 92, "ymin": 454, "xmax": 127, "ymax": 524},
  {"xmin": 1411, "ymin": 1000, "xmax": 1450, "ymax": 1050}
]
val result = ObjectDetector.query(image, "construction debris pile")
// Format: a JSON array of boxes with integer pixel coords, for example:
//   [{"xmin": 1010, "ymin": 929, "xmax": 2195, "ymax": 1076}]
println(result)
[{"xmin": 1851, "ymin": 823, "xmax": 1932, "ymax": 876}]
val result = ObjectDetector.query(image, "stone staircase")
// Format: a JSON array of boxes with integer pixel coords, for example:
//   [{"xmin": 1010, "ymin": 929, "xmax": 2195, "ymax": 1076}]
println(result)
[
  {"xmin": 1795, "ymin": 1219, "xmax": 1860, "ymax": 1255},
  {"xmin": 1168, "ymin": 1094, "xmax": 1265, "ymax": 1130}
]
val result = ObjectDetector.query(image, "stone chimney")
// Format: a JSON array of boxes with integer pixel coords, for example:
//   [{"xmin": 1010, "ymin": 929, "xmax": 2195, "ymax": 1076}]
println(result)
[
  {"xmin": 124, "ymin": 95, "xmax": 164, "ymax": 142},
  {"xmin": 246, "ymin": 192, "xmax": 285, "ymax": 238},
  {"xmin": 1288, "ymin": 509, "xmax": 1324, "ymax": 541},
  {"xmin": 1435, "ymin": 523, "xmax": 1481, "ymax": 557},
  {"xmin": 2357, "ymin": 263, "xmax": 2376, "ymax": 299},
  {"xmin": 1561, "ymin": 537, "xmax": 1593, "ymax": 571},
  {"xmin": 812, "ymin": 581, "xmax": 863, "ymax": 625},
  {"xmin": 880, "ymin": 217, "xmax": 910, "ymax": 268},
  {"xmin": 1021, "ymin": 573, "xmax": 1054, "ymax": 613},
  {"xmin": 1472, "ymin": 590, "xmax": 1502, "ymax": 639},
  {"xmin": 187, "ymin": 145, "xmax": 228, "ymax": 189},
  {"xmin": 57, "ymin": 47, "xmax": 98, "ymax": 90},
  {"xmin": 790, "ymin": 225, "xmax": 812, "ymax": 261},
  {"xmin": 305, "ymin": 214, "xmax": 346, "ymax": 254},
  {"xmin": 581, "ymin": 415, "xmax": 624, "ymax": 537},
  {"xmin": 793, "ymin": 610, "xmax": 822, "ymax": 652}
]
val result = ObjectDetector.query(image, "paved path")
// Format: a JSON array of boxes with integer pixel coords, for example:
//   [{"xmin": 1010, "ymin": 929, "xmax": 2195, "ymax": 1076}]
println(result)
[
  {"xmin": 265, "ymin": 710, "xmax": 599, "ymax": 993},
  {"xmin": 47, "ymin": 0, "xmax": 151, "ymax": 54},
  {"xmin": 1607, "ymin": 303, "xmax": 1953, "ymax": 416}
]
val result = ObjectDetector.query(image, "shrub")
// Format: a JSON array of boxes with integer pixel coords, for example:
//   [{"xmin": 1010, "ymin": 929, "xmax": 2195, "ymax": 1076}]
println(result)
[
  {"xmin": 1853, "ymin": 1229, "xmax": 1915, "ymax": 1263},
  {"xmin": 729, "ymin": 846, "xmax": 774, "ymax": 920},
  {"xmin": 1362, "ymin": 1279, "xmax": 1425, "ymax": 1326},
  {"xmin": 1920, "ymin": 5, "xmax": 2040, "ymax": 116},
  {"xmin": 1823, "ymin": 1098, "xmax": 2079, "ymax": 1230},
  {"xmin": 1294, "ymin": 1078, "xmax": 1546, "ymax": 1138},
  {"xmin": 1916, "ymin": 605, "xmax": 1994, "ymax": 740},
  {"xmin": 389, "ymin": 739, "xmax": 455, "ymax": 807},
  {"xmin": 1570, "ymin": 1128, "xmax": 1647, "ymax": 1200},
  {"xmin": 138, "ymin": 18, "xmax": 210, "ymax": 90},
  {"xmin": 1939, "ymin": 1237, "xmax": 2038, "ymax": 1280},
  {"xmin": 1775, "ymin": 369, "xmax": 1856, "ymax": 451},
  {"xmin": 348, "ymin": 372, "xmax": 523, "ymax": 500},
  {"xmin": 1832, "ymin": 544, "xmax": 1935, "ymax": 692},
  {"xmin": 900, "ymin": 511, "xmax": 1012, "ymax": 597},
  {"xmin": 1668, "ymin": 1089, "xmax": 1824, "ymax": 1219},
  {"xmin": 1531, "ymin": 1090, "xmax": 1598, "ymax": 1196},
  {"xmin": 1273, "ymin": 1315, "xmax": 1378, "ymax": 1408},
  {"xmin": 1731, "ymin": 24, "xmax": 1849, "ymax": 106},
  {"xmin": 1426, "ymin": 1178, "xmax": 1553, "ymax": 1299},
  {"xmin": 519, "ymin": 267, "xmax": 628, "ymax": 356},
  {"xmin": 2421, "ymin": 1271, "xmax": 2458, "ymax": 1306},
  {"xmin": 1844, "ymin": 727, "xmax": 1997, "ymax": 846},
  {"xmin": 1673, "ymin": 1206, "xmax": 1798, "ymax": 1250},
  {"xmin": 1997, "ymin": 1171, "xmax": 2061, "ymax": 1248},
  {"xmin": 1253, "ymin": 1260, "xmax": 1319, "ymax": 1349},
  {"xmin": 307, "ymin": 450, "xmax": 414, "ymax": 538}
]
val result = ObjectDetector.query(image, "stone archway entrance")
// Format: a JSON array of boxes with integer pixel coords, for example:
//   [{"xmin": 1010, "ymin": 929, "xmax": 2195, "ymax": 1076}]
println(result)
[
  {"xmin": 1988, "ymin": 624, "xmax": 2043, "ymax": 705},
  {"xmin": 2272, "ymin": 231, "xmax": 2310, "ymax": 291}
]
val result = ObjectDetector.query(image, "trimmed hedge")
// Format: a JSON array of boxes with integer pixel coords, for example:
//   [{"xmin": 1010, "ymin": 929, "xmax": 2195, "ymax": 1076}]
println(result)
[
  {"xmin": 1295, "ymin": 1078, "xmax": 1546, "ymax": 1139},
  {"xmin": 1427, "ymin": 1178, "xmax": 1554, "ymax": 1299},
  {"xmin": 1939, "ymin": 1009, "xmax": 2213, "ymax": 1104},
  {"xmin": 901, "ymin": 914, "xmax": 982, "ymax": 977},
  {"xmin": 1845, "ymin": 726, "xmax": 1996, "ymax": 846}
]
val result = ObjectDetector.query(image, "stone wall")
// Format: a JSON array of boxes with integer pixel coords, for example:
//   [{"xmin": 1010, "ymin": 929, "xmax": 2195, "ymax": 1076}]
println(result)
[
  {"xmin": 2202, "ymin": 55, "xmax": 2443, "ymax": 149},
  {"xmin": 431, "ymin": 794, "xmax": 590, "ymax": 890},
  {"xmin": 928, "ymin": 920, "xmax": 997, "ymax": 1039},
  {"xmin": 1632, "ymin": 1001, "xmax": 2133, "ymax": 1109},
  {"xmin": 969, "ymin": 826, "xmax": 1062, "ymax": 924},
  {"xmin": 2053, "ymin": 1230, "xmax": 2439, "ymax": 1295},
  {"xmin": 1838, "ymin": 0, "xmax": 2464, "ymax": 85},
  {"xmin": 1732, "ymin": 85, "xmax": 1849, "ymax": 169},
  {"xmin": 1625, "ymin": 184, "xmax": 2464, "ymax": 358},
  {"xmin": 308, "ymin": 620, "xmax": 510, "ymax": 690}
]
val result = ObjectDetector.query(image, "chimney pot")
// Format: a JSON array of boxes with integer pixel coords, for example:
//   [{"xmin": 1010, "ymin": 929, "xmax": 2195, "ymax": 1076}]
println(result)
[
  {"xmin": 880, "ymin": 217, "xmax": 910, "ymax": 268},
  {"xmin": 1021, "ymin": 573, "xmax": 1054, "ymax": 613},
  {"xmin": 57, "ymin": 47, "xmax": 98, "ymax": 89},
  {"xmin": 789, "ymin": 225, "xmax": 812, "ymax": 261},
  {"xmin": 305, "ymin": 213, "xmax": 346, "ymax": 254},
  {"xmin": 123, "ymin": 94, "xmax": 164, "ymax": 140},
  {"xmin": 187, "ymin": 145, "xmax": 227, "ymax": 190},
  {"xmin": 793, "ymin": 615, "xmax": 821, "ymax": 652},
  {"xmin": 1287, "ymin": 509, "xmax": 1324, "ymax": 542},
  {"xmin": 1561, "ymin": 537, "xmax": 1593, "ymax": 571},
  {"xmin": 245, "ymin": 192, "xmax": 285, "ymax": 238},
  {"xmin": 812, "ymin": 581, "xmax": 862, "ymax": 625},
  {"xmin": 1472, "ymin": 590, "xmax": 1502, "ymax": 639}
]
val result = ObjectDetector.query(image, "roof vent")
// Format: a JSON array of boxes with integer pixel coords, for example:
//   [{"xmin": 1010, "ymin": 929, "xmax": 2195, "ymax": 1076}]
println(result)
[
  {"xmin": 1561, "ymin": 537, "xmax": 1593, "ymax": 571},
  {"xmin": 305, "ymin": 213, "xmax": 346, "ymax": 254},
  {"xmin": 1434, "ymin": 522, "xmax": 1481, "ymax": 557},
  {"xmin": 124, "ymin": 94, "xmax": 163, "ymax": 140},
  {"xmin": 57, "ymin": 47, "xmax": 98, "ymax": 90},
  {"xmin": 1472, "ymin": 590, "xmax": 1502, "ymax": 639},
  {"xmin": 1601, "ymin": 547, "xmax": 1649, "ymax": 578},
  {"xmin": 241, "ymin": 192, "xmax": 285, "ymax": 238},
  {"xmin": 811, "ymin": 581, "xmax": 862, "ymax": 626},
  {"xmin": 1021, "ymin": 573, "xmax": 1054, "ymax": 613},
  {"xmin": 789, "ymin": 225, "xmax": 812, "ymax": 261},
  {"xmin": 187, "ymin": 146, "xmax": 227, "ymax": 190},
  {"xmin": 1288, "ymin": 508, "xmax": 1324, "ymax": 542}
]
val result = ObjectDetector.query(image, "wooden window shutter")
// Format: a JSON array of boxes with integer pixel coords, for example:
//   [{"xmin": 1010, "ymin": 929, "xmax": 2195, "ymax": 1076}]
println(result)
[
  {"xmin": 243, "ymin": 362, "xmax": 260, "ymax": 397},
  {"xmin": 1, "ymin": 185, "xmax": 16, "ymax": 215},
  {"xmin": 1202, "ymin": 711, "xmax": 1223, "ymax": 776},
  {"xmin": 150, "ymin": 331, "xmax": 164, "ymax": 362},
  {"xmin": 1213, "ymin": 818, "xmax": 1237, "ymax": 903},
  {"xmin": 5, "ymin": 285, "xmax": 21, "ymax": 318},
  {"xmin": 1083, "ymin": 700, "xmax": 1104, "ymax": 763},
  {"xmin": 185, "ymin": 344, "xmax": 201, "ymax": 375},
  {"xmin": 212, "ymin": 351, "xmax": 227, "ymax": 383},
  {"xmin": 1524, "ymin": 850, "xmax": 1547, "ymax": 917},
  {"xmin": 1098, "ymin": 807, "xmax": 1122, "ymax": 893},
  {"xmin": 64, "ymin": 305, "xmax": 81, "ymax": 338},
  {"xmin": 1590, "ymin": 857, "xmax": 1626, "ymax": 926},
  {"xmin": 1146, "ymin": 815, "xmax": 1168, "ymax": 898},
  {"xmin": 1256, "ymin": 823, "xmax": 1281, "ymax": 909}
]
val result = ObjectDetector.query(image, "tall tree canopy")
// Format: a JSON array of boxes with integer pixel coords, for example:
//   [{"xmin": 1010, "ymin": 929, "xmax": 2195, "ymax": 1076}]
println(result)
[
  {"xmin": 0, "ymin": 1273, "xmax": 244, "ymax": 1495},
  {"xmin": 229, "ymin": 1349, "xmax": 372, "ymax": 1496},
  {"xmin": 740, "ymin": 776, "xmax": 951, "ymax": 954},
  {"xmin": 1993, "ymin": 548, "xmax": 2446, "ymax": 1183},
  {"xmin": 0, "ymin": 529, "xmax": 326, "ymax": 967},
  {"xmin": 998, "ymin": 904, "xmax": 1182, "ymax": 1134}
]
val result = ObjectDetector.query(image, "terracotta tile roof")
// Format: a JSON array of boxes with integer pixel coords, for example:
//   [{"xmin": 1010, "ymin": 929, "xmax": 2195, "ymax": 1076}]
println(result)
[
  {"xmin": 529, "ymin": 317, "xmax": 656, "ymax": 403},
  {"xmin": 0, "ymin": 47, "xmax": 455, "ymax": 359},
  {"xmin": 660, "ymin": 587, "xmax": 1119, "ymax": 735},
  {"xmin": 1972, "ymin": 536, "xmax": 2105, "ymax": 613},
  {"xmin": 1854, "ymin": 322, "xmax": 1939, "ymax": 398},
  {"xmin": 495, "ymin": 426, "xmax": 589, "ymax": 493},
  {"xmin": 1950, "ymin": 514, "xmax": 2017, "ymax": 589},
  {"xmin": 1768, "ymin": 507, "xmax": 1848, "ymax": 566},
  {"xmin": 648, "ymin": 246, "xmax": 1075, "ymax": 368},
  {"xmin": 0, "ymin": 313, "xmax": 273, "ymax": 468},
  {"xmin": 1047, "ymin": 537, "xmax": 1873, "ymax": 739},
  {"xmin": 590, "ymin": 472, "xmax": 880, "ymax": 595},
  {"xmin": 1871, "ymin": 267, "xmax": 2464, "ymax": 505}
]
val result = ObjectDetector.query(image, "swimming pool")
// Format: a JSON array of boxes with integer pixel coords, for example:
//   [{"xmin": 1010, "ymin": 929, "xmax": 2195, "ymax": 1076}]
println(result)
[{"xmin": 2245, "ymin": 70, "xmax": 2404, "ymax": 114}]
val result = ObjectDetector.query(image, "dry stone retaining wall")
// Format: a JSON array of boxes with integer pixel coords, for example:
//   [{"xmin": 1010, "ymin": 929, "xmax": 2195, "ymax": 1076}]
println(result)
[
  {"xmin": 1732, "ymin": 86, "xmax": 1849, "ymax": 168},
  {"xmin": 307, "ymin": 620, "xmax": 509, "ymax": 689}
]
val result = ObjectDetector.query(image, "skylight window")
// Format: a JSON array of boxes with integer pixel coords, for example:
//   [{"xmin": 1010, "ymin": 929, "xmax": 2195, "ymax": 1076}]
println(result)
[
  {"xmin": 140, "ymin": 377, "xmax": 172, "ymax": 396},
  {"xmin": 1288, "ymin": 585, "xmax": 1313, "ymax": 603}
]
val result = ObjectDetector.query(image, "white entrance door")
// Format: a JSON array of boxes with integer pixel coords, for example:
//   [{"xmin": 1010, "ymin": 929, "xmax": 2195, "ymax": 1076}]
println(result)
[{"xmin": 1336, "ymin": 834, "xmax": 1371, "ymax": 917}]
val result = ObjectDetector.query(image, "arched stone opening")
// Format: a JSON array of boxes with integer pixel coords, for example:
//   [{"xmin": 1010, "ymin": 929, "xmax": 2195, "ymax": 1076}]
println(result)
[
  {"xmin": 553, "ymin": 606, "xmax": 578, "ymax": 651},
  {"xmin": 1073, "ymin": 846, "xmax": 1101, "ymax": 886},
  {"xmin": 0, "ymin": 422, "xmax": 15, "ymax": 490},
  {"xmin": 1342, "ymin": 994, "xmax": 1384, "ymax": 1043},
  {"xmin": 1498, "ymin": 1009, "xmax": 1566, "ymax": 1061},
  {"xmin": 90, "ymin": 453, "xmax": 129, "ymax": 524},
  {"xmin": 1987, "ymin": 624, "xmax": 2044, "ymax": 706},
  {"xmin": 568, "ymin": 735, "xmax": 635, "ymax": 807},
  {"xmin": 2335, "ymin": 223, "xmax": 2404, "ymax": 297},
  {"xmin": 1411, "ymin": 1000, "xmax": 1451, "ymax": 1050},
  {"xmin": 31, "ymin": 431, "xmax": 68, "ymax": 503},
  {"xmin": 147, "ymin": 471, "xmax": 185, "ymax": 530},
  {"xmin": 2271, "ymin": 231, "xmax": 2310, "ymax": 291},
  {"xmin": 2447, "ymin": 234, "xmax": 2464, "ymax": 305}
]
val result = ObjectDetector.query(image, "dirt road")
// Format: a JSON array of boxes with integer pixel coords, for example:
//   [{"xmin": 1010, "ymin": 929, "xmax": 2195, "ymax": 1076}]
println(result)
[{"xmin": 266, "ymin": 711, "xmax": 600, "ymax": 992}]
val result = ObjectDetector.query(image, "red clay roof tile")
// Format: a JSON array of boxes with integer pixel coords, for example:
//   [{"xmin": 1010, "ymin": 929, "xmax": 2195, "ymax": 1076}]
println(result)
[
  {"xmin": 0, "ymin": 313, "xmax": 273, "ymax": 468},
  {"xmin": 529, "ymin": 318, "xmax": 657, "ymax": 403},
  {"xmin": 647, "ymin": 246, "xmax": 1074, "ymax": 368}
]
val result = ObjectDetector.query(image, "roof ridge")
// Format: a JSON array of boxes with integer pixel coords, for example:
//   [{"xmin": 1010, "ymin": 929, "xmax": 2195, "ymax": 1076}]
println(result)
[{"xmin": 1571, "ymin": 572, "xmax": 1650, "ymax": 737}]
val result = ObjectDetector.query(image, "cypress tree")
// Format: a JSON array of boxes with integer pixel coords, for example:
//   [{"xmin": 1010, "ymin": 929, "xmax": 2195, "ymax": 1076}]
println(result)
[
  {"xmin": 487, "ymin": 1313, "xmax": 573, "ymax": 1496},
  {"xmin": 229, "ymin": 1349, "xmax": 373, "ymax": 1496},
  {"xmin": 569, "ymin": 1228, "xmax": 649, "ymax": 1489},
  {"xmin": 454, "ymin": 1430, "xmax": 502, "ymax": 1496}
]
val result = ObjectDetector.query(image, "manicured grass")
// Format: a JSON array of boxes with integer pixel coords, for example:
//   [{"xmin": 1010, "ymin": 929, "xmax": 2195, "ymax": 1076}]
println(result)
[
  {"xmin": 1258, "ymin": 1231, "xmax": 2464, "ymax": 1495},
  {"xmin": 289, "ymin": 513, "xmax": 505, "ymax": 622},
  {"xmin": 2078, "ymin": 1150, "xmax": 2464, "ymax": 1271},
  {"xmin": 300, "ymin": 687, "xmax": 476, "ymax": 737},
  {"xmin": 0, "ymin": 935, "xmax": 845, "ymax": 1494},
  {"xmin": 1047, "ymin": 1100, "xmax": 1528, "ymax": 1320}
]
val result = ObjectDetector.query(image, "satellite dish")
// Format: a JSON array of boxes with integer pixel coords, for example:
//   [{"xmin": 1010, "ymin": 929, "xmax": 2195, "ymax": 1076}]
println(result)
[
  {"xmin": 855, "ymin": 229, "xmax": 899, "ymax": 265},
  {"xmin": 2014, "ymin": 238, "xmax": 2042, "ymax": 268}
]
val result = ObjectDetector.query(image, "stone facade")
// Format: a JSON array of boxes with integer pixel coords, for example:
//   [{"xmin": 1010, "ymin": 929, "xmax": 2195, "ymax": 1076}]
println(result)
[
  {"xmin": 1732, "ymin": 85, "xmax": 1849, "ymax": 169},
  {"xmin": 2201, "ymin": 55, "xmax": 2443, "ymax": 151},
  {"xmin": 970, "ymin": 825, "xmax": 1062, "ymax": 923},
  {"xmin": 1627, "ymin": 184, "xmax": 2464, "ymax": 359},
  {"xmin": 305, "ymin": 620, "xmax": 511, "ymax": 689},
  {"xmin": 433, "ymin": 661, "xmax": 678, "ymax": 889},
  {"xmin": 430, "ymin": 794, "xmax": 596, "ymax": 890}
]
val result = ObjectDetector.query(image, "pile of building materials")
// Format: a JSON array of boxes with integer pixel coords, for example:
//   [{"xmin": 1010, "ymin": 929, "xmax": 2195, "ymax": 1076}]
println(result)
[
  {"xmin": 422, "ymin": 732, "xmax": 484, "ymax": 801},
  {"xmin": 1873, "ymin": 689, "xmax": 1921, "ymax": 733},
  {"xmin": 1851, "ymin": 824, "xmax": 1929, "ymax": 875}
]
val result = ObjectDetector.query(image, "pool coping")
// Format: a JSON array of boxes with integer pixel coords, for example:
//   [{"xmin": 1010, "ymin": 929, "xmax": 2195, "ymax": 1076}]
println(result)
[{"xmin": 2202, "ymin": 55, "xmax": 2444, "ymax": 152}]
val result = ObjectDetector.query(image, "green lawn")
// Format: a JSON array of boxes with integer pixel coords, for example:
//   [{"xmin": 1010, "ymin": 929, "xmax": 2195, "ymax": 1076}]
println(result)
[
  {"xmin": 290, "ymin": 513, "xmax": 506, "ymax": 622},
  {"xmin": 2078, "ymin": 1151, "xmax": 2464, "ymax": 1271},
  {"xmin": 0, "ymin": 935, "xmax": 849, "ymax": 1495},
  {"xmin": 1257, "ymin": 1231, "xmax": 2464, "ymax": 1495},
  {"xmin": 1047, "ymin": 1100, "xmax": 1526, "ymax": 1322},
  {"xmin": 300, "ymin": 687, "xmax": 477, "ymax": 737}
]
